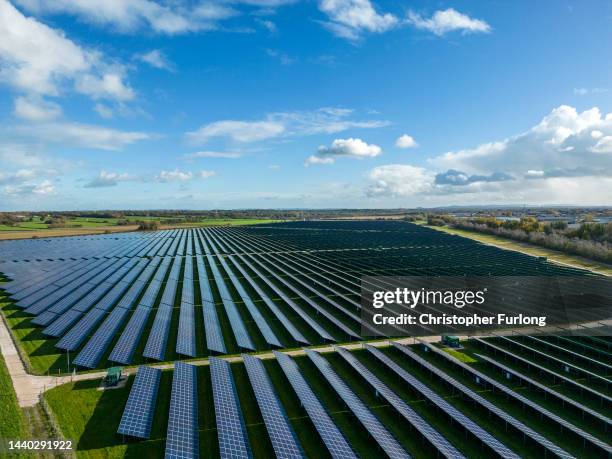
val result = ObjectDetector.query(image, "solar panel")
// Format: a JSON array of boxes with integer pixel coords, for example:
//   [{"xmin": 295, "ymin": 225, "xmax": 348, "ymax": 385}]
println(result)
[
  {"xmin": 56, "ymin": 308, "xmax": 106, "ymax": 351},
  {"xmin": 117, "ymin": 366, "xmax": 162, "ymax": 439},
  {"xmin": 305, "ymin": 349, "xmax": 410, "ymax": 459},
  {"xmin": 43, "ymin": 310, "xmax": 83, "ymax": 337},
  {"xmin": 226, "ymin": 254, "xmax": 309, "ymax": 345},
  {"xmin": 143, "ymin": 304, "xmax": 173, "ymax": 361},
  {"xmin": 31, "ymin": 310, "xmax": 57, "ymax": 326},
  {"xmin": 472, "ymin": 337, "xmax": 612, "ymax": 405},
  {"xmin": 498, "ymin": 335, "xmax": 611, "ymax": 387},
  {"xmin": 206, "ymin": 254, "xmax": 254, "ymax": 351},
  {"xmin": 209, "ymin": 357, "xmax": 252, "ymax": 458},
  {"xmin": 165, "ymin": 362, "xmax": 199, "ymax": 459},
  {"xmin": 475, "ymin": 352, "xmax": 612, "ymax": 429},
  {"xmin": 176, "ymin": 257, "xmax": 196, "ymax": 357},
  {"xmin": 335, "ymin": 347, "xmax": 463, "ymax": 459},
  {"xmin": 273, "ymin": 351, "xmax": 356, "ymax": 459},
  {"xmin": 202, "ymin": 303, "xmax": 226, "ymax": 354},
  {"xmin": 232, "ymin": 253, "xmax": 333, "ymax": 341},
  {"xmin": 242, "ymin": 354, "xmax": 304, "ymax": 459},
  {"xmin": 211, "ymin": 251, "xmax": 281, "ymax": 348},
  {"xmin": 73, "ymin": 307, "xmax": 131, "ymax": 368},
  {"xmin": 394, "ymin": 342, "xmax": 574, "ymax": 459},
  {"xmin": 422, "ymin": 341, "xmax": 611, "ymax": 456},
  {"xmin": 108, "ymin": 307, "xmax": 151, "ymax": 364}
]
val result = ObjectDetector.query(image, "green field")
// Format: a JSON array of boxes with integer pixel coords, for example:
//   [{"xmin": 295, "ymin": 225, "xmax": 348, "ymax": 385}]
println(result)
[{"xmin": 0, "ymin": 351, "xmax": 28, "ymax": 454}]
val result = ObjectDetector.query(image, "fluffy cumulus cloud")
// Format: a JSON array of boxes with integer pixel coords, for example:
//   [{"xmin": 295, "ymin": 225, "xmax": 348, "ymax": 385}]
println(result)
[
  {"xmin": 365, "ymin": 105, "xmax": 612, "ymax": 205},
  {"xmin": 85, "ymin": 170, "xmax": 133, "ymax": 188},
  {"xmin": 395, "ymin": 134, "xmax": 417, "ymax": 149},
  {"xmin": 0, "ymin": 167, "xmax": 55, "ymax": 197},
  {"xmin": 308, "ymin": 137, "xmax": 381, "ymax": 165},
  {"xmin": 187, "ymin": 107, "xmax": 388, "ymax": 144},
  {"xmin": 406, "ymin": 8, "xmax": 491, "ymax": 36},
  {"xmin": 0, "ymin": 1, "xmax": 134, "ymax": 100},
  {"xmin": 318, "ymin": 0, "xmax": 398, "ymax": 40},
  {"xmin": 367, "ymin": 165, "xmax": 433, "ymax": 197}
]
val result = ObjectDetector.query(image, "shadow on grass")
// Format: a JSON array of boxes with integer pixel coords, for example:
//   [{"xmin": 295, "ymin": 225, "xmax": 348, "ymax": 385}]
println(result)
[{"xmin": 77, "ymin": 378, "xmax": 132, "ymax": 451}]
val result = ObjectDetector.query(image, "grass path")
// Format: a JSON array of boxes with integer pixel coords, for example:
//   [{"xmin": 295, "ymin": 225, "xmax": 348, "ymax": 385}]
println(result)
[{"xmin": 425, "ymin": 224, "xmax": 612, "ymax": 276}]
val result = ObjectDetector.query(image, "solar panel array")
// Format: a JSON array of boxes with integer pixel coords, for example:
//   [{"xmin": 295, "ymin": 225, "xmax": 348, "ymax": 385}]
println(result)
[
  {"xmin": 166, "ymin": 362, "xmax": 199, "ymax": 459},
  {"xmin": 305, "ymin": 349, "xmax": 410, "ymax": 459},
  {"xmin": 335, "ymin": 346, "xmax": 464, "ymax": 459},
  {"xmin": 196, "ymin": 255, "xmax": 226, "ymax": 353},
  {"xmin": 209, "ymin": 357, "xmax": 252, "ymax": 459},
  {"xmin": 117, "ymin": 366, "xmax": 162, "ymax": 439},
  {"xmin": 242, "ymin": 354, "xmax": 304, "ymax": 459},
  {"xmin": 273, "ymin": 351, "xmax": 356, "ymax": 459},
  {"xmin": 176, "ymin": 255, "xmax": 196, "ymax": 357},
  {"xmin": 366, "ymin": 345, "xmax": 519, "ymax": 458},
  {"xmin": 424, "ymin": 340, "xmax": 611, "ymax": 455},
  {"xmin": 393, "ymin": 342, "xmax": 575, "ymax": 459}
]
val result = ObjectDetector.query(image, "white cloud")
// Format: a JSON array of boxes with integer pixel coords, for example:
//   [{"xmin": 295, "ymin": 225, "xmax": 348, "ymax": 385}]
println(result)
[
  {"xmin": 305, "ymin": 155, "xmax": 335, "ymax": 166},
  {"xmin": 395, "ymin": 134, "xmax": 417, "ymax": 149},
  {"xmin": 198, "ymin": 170, "xmax": 216, "ymax": 179},
  {"xmin": 14, "ymin": 96, "xmax": 62, "ymax": 121},
  {"xmin": 256, "ymin": 18, "xmax": 277, "ymax": 33},
  {"xmin": 187, "ymin": 120, "xmax": 285, "ymax": 143},
  {"xmin": 3, "ymin": 178, "xmax": 54, "ymax": 196},
  {"xmin": 0, "ymin": 168, "xmax": 37, "ymax": 185},
  {"xmin": 0, "ymin": 1, "xmax": 134, "ymax": 100},
  {"xmin": 187, "ymin": 151, "xmax": 243, "ymax": 159},
  {"xmin": 406, "ymin": 8, "xmax": 491, "ymax": 36},
  {"xmin": 318, "ymin": 137, "xmax": 381, "ymax": 157},
  {"xmin": 85, "ymin": 170, "xmax": 133, "ymax": 188},
  {"xmin": 319, "ymin": 0, "xmax": 398, "ymax": 40},
  {"xmin": 155, "ymin": 168, "xmax": 216, "ymax": 182},
  {"xmin": 367, "ymin": 165, "xmax": 433, "ymax": 197},
  {"xmin": 13, "ymin": 122, "xmax": 150, "ymax": 150},
  {"xmin": 365, "ymin": 105, "xmax": 612, "ymax": 204},
  {"xmin": 14, "ymin": 0, "xmax": 199, "ymax": 34},
  {"xmin": 187, "ymin": 107, "xmax": 389, "ymax": 144},
  {"xmin": 157, "ymin": 169, "xmax": 193, "ymax": 182},
  {"xmin": 94, "ymin": 103, "xmax": 114, "ymax": 119},
  {"xmin": 432, "ymin": 105, "xmax": 612, "ymax": 177},
  {"xmin": 136, "ymin": 49, "xmax": 174, "ymax": 71},
  {"xmin": 574, "ymin": 87, "xmax": 608, "ymax": 96},
  {"xmin": 75, "ymin": 72, "xmax": 135, "ymax": 101}
]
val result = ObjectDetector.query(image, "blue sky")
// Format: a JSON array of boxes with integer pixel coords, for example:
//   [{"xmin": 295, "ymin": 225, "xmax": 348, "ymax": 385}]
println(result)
[{"xmin": 1, "ymin": 0, "xmax": 611, "ymax": 210}]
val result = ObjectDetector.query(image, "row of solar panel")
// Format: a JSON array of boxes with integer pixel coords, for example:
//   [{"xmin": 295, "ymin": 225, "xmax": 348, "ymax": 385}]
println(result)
[{"xmin": 117, "ymin": 340, "xmax": 610, "ymax": 459}]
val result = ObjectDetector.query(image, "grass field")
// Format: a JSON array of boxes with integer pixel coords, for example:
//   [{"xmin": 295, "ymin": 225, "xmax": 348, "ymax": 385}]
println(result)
[
  {"xmin": 0, "ymin": 352, "xmax": 29, "ymax": 457},
  {"xmin": 425, "ymin": 224, "xmax": 612, "ymax": 276}
]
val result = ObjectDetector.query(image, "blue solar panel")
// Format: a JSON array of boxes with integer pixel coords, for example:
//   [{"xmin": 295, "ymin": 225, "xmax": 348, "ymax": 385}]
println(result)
[
  {"xmin": 56, "ymin": 308, "xmax": 106, "ymax": 351},
  {"xmin": 305, "ymin": 349, "xmax": 410, "ymax": 459},
  {"xmin": 143, "ymin": 304, "xmax": 173, "ymax": 361},
  {"xmin": 209, "ymin": 357, "xmax": 252, "ymax": 458},
  {"xmin": 274, "ymin": 351, "xmax": 356, "ymax": 459},
  {"xmin": 118, "ymin": 366, "xmax": 162, "ymax": 439},
  {"xmin": 31, "ymin": 310, "xmax": 57, "ymax": 326},
  {"xmin": 242, "ymin": 354, "xmax": 304, "ymax": 459},
  {"xmin": 206, "ymin": 254, "xmax": 254, "ymax": 351},
  {"xmin": 108, "ymin": 307, "xmax": 151, "ymax": 365},
  {"xmin": 165, "ymin": 362, "xmax": 199, "ymax": 459},
  {"xmin": 202, "ymin": 303, "xmax": 226, "ymax": 354},
  {"xmin": 73, "ymin": 307, "xmax": 131, "ymax": 368},
  {"xmin": 42, "ymin": 310, "xmax": 83, "ymax": 337},
  {"xmin": 176, "ymin": 256, "xmax": 196, "ymax": 357},
  {"xmin": 366, "ymin": 345, "xmax": 517, "ymax": 458},
  {"xmin": 394, "ymin": 342, "xmax": 569, "ymax": 459},
  {"xmin": 336, "ymin": 347, "xmax": 463, "ymax": 459}
]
